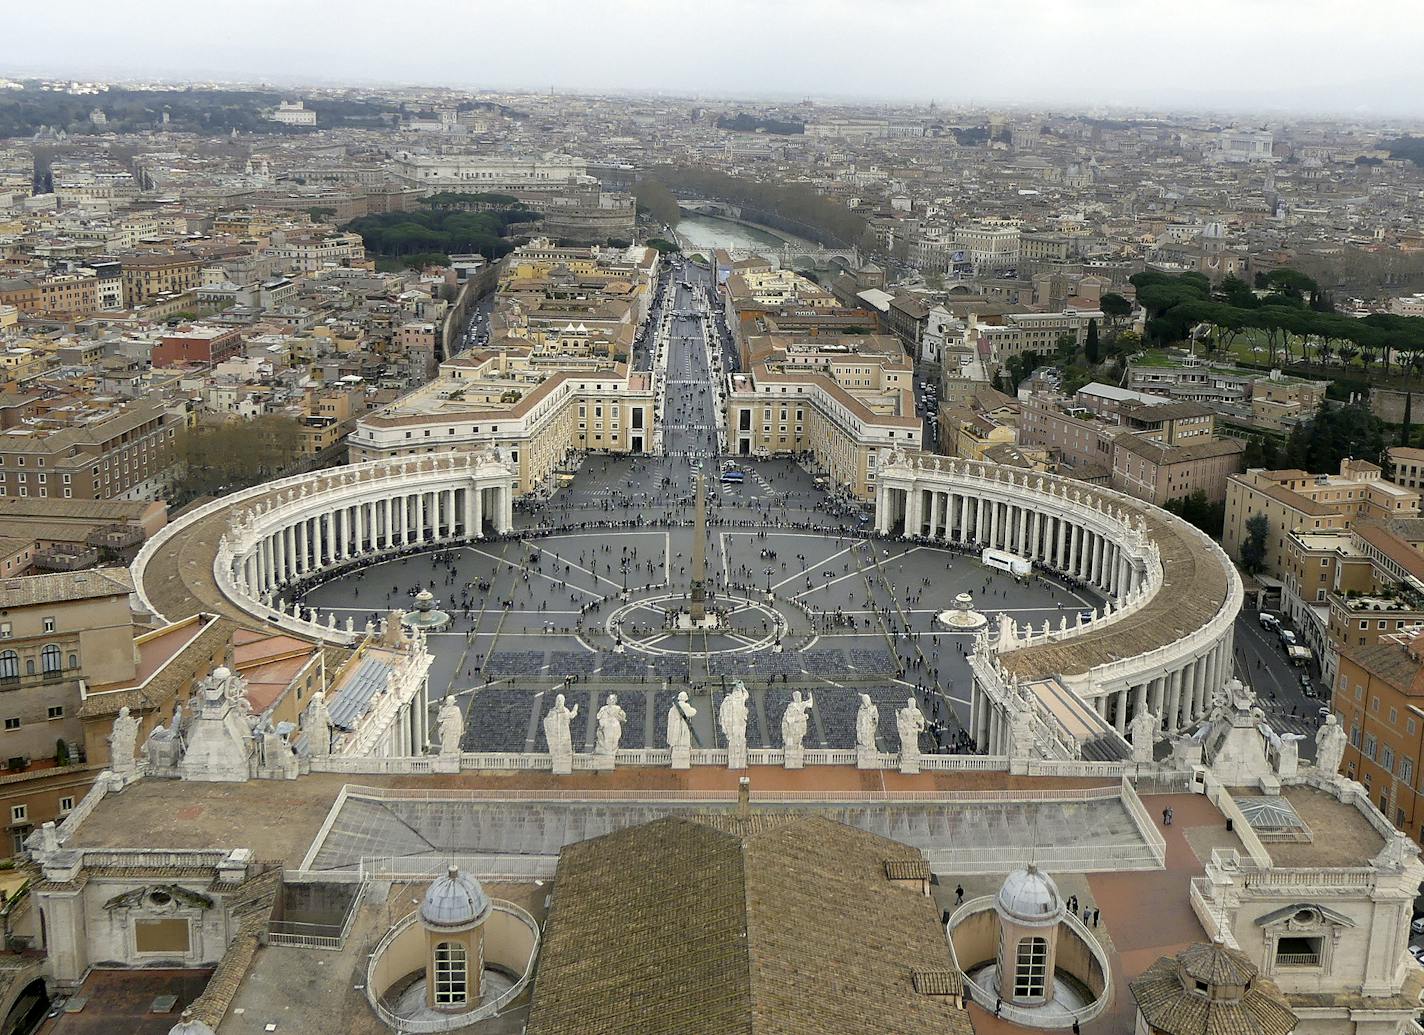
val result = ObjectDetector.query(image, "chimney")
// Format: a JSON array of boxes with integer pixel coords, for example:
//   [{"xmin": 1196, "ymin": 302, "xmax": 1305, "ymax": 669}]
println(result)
[{"xmin": 737, "ymin": 776, "xmax": 750, "ymax": 816}]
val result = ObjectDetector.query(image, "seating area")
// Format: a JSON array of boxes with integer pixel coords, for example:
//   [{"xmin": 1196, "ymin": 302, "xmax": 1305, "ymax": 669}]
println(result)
[
  {"xmin": 483, "ymin": 650, "xmax": 548, "ymax": 677},
  {"xmin": 463, "ymin": 689, "xmax": 538, "ymax": 752}
]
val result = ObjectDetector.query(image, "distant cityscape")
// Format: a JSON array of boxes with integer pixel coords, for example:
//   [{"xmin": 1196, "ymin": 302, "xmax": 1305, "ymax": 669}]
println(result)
[{"xmin": 3, "ymin": 70, "xmax": 1424, "ymax": 1035}]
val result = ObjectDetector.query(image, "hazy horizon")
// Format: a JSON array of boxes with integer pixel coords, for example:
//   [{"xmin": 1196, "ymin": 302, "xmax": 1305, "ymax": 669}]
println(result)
[{"xmin": 10, "ymin": 0, "xmax": 1424, "ymax": 120}]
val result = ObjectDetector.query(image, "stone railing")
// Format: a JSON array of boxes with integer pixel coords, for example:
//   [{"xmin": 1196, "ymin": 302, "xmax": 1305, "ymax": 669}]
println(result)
[
  {"xmin": 295, "ymin": 749, "xmax": 1013, "ymax": 775},
  {"xmin": 1189, "ymin": 877, "xmax": 1239, "ymax": 948},
  {"xmin": 1119, "ymin": 775, "xmax": 1168, "ymax": 866}
]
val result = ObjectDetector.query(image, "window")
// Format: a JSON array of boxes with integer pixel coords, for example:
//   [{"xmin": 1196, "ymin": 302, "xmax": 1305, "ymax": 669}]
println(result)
[
  {"xmin": 9, "ymin": 805, "xmax": 24, "ymax": 823},
  {"xmin": 1, "ymin": 718, "xmax": 15, "ymax": 731},
  {"xmin": 1275, "ymin": 936, "xmax": 1323, "ymax": 967},
  {"xmin": 0, "ymin": 652, "xmax": 15, "ymax": 681},
  {"xmin": 42, "ymin": 617, "xmax": 54, "ymax": 633},
  {"xmin": 433, "ymin": 942, "xmax": 468, "ymax": 1006},
  {"xmin": 46, "ymin": 706, "xmax": 63, "ymax": 720},
  {"xmin": 59, "ymin": 796, "xmax": 73, "ymax": 814},
  {"xmin": 40, "ymin": 645, "xmax": 60, "ymax": 675},
  {"xmin": 1014, "ymin": 937, "xmax": 1048, "ymax": 999}
]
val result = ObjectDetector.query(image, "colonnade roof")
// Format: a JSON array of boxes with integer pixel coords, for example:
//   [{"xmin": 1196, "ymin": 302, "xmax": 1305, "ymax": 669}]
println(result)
[{"xmin": 999, "ymin": 504, "xmax": 1230, "ymax": 680}]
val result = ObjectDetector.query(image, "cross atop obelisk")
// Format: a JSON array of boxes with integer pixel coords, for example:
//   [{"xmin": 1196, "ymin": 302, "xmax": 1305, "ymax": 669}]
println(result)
[{"xmin": 690, "ymin": 473, "xmax": 708, "ymax": 623}]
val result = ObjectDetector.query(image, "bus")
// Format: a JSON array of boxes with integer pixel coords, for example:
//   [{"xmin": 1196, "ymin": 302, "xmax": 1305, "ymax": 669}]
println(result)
[
  {"xmin": 982, "ymin": 548, "xmax": 1031, "ymax": 579},
  {"xmin": 720, "ymin": 470, "xmax": 745, "ymax": 485}
]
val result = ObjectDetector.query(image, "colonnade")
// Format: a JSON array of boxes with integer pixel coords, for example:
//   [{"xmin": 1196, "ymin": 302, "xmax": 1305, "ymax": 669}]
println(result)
[
  {"xmin": 878, "ymin": 484, "xmax": 1137, "ymax": 601},
  {"xmin": 873, "ymin": 456, "xmax": 1242, "ymax": 755},
  {"xmin": 239, "ymin": 481, "xmax": 513, "ymax": 601}
]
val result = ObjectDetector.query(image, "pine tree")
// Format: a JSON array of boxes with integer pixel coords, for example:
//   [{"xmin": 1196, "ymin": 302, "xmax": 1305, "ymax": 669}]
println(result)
[{"xmin": 1085, "ymin": 319, "xmax": 1100, "ymax": 364}]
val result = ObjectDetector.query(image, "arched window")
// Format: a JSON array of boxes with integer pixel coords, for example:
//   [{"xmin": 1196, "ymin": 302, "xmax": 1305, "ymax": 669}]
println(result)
[
  {"xmin": 1015, "ymin": 936, "xmax": 1048, "ymax": 1000},
  {"xmin": 41, "ymin": 645, "xmax": 61, "ymax": 674},
  {"xmin": 67, "ymin": 654, "xmax": 77, "ymax": 670},
  {"xmin": 433, "ymin": 941, "xmax": 467, "ymax": 1007},
  {"xmin": 0, "ymin": 652, "xmax": 16, "ymax": 681}
]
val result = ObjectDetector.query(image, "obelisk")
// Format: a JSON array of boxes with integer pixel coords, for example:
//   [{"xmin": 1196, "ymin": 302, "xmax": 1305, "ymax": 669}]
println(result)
[{"xmin": 690, "ymin": 474, "xmax": 708, "ymax": 623}]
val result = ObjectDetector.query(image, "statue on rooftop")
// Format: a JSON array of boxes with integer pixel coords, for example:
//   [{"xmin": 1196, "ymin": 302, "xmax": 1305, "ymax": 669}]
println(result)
[
  {"xmin": 719, "ymin": 681, "xmax": 749, "ymax": 769},
  {"xmin": 897, "ymin": 697, "xmax": 927, "ymax": 774},
  {"xmin": 781, "ymin": 691, "xmax": 814, "ymax": 768},
  {"xmin": 1129, "ymin": 707, "xmax": 1158, "ymax": 763},
  {"xmin": 856, "ymin": 693, "xmax": 880, "ymax": 769},
  {"xmin": 306, "ymin": 691, "xmax": 332, "ymax": 757},
  {"xmin": 109, "ymin": 705, "xmax": 139, "ymax": 777},
  {"xmin": 594, "ymin": 693, "xmax": 627, "ymax": 757},
  {"xmin": 1314, "ymin": 713, "xmax": 1347, "ymax": 778},
  {"xmin": 544, "ymin": 693, "xmax": 579, "ymax": 774},
  {"xmin": 437, "ymin": 696, "xmax": 463, "ymax": 757}
]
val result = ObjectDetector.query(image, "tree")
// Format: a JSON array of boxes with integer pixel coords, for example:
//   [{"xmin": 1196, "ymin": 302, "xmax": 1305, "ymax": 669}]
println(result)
[
  {"xmin": 1164, "ymin": 490, "xmax": 1225, "ymax": 537},
  {"xmin": 1241, "ymin": 513, "xmax": 1270, "ymax": 575},
  {"xmin": 1085, "ymin": 319, "xmax": 1100, "ymax": 364},
  {"xmin": 1282, "ymin": 402, "xmax": 1385, "ymax": 474},
  {"xmin": 1100, "ymin": 293, "xmax": 1132, "ymax": 334},
  {"xmin": 646, "ymin": 238, "xmax": 680, "ymax": 254},
  {"xmin": 307, "ymin": 206, "xmax": 337, "ymax": 223},
  {"xmin": 632, "ymin": 179, "xmax": 681, "ymax": 228},
  {"xmin": 1404, "ymin": 392, "xmax": 1414, "ymax": 447}
]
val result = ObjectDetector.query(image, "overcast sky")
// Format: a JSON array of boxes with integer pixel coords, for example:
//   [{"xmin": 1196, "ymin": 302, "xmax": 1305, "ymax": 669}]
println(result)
[{"xmin": 11, "ymin": 0, "xmax": 1424, "ymax": 119}]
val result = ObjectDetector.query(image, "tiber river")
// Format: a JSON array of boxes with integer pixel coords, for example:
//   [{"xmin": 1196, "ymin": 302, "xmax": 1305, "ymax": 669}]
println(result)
[{"xmin": 675, "ymin": 212, "xmax": 788, "ymax": 253}]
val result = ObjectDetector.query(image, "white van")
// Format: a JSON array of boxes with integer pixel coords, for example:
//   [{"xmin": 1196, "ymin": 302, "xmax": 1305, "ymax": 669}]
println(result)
[{"xmin": 1258, "ymin": 612, "xmax": 1280, "ymax": 631}]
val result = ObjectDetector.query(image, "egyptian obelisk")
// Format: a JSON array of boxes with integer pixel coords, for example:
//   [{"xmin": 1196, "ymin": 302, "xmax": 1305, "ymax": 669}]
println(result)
[{"xmin": 690, "ymin": 474, "xmax": 708, "ymax": 623}]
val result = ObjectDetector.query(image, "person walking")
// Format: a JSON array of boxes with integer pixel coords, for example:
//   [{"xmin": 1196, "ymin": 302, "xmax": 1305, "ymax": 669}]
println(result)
[{"xmin": 955, "ymin": 883, "xmax": 964, "ymax": 906}]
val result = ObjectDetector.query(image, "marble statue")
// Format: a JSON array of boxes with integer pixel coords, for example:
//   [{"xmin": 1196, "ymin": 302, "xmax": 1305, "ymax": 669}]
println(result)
[
  {"xmin": 306, "ymin": 691, "xmax": 332, "ymax": 757},
  {"xmin": 667, "ymin": 691, "xmax": 695, "ymax": 769},
  {"xmin": 896, "ymin": 697, "xmax": 926, "ymax": 774},
  {"xmin": 109, "ymin": 705, "xmax": 140, "ymax": 777},
  {"xmin": 781, "ymin": 691, "xmax": 814, "ymax": 768},
  {"xmin": 594, "ymin": 694, "xmax": 627, "ymax": 757},
  {"xmin": 1129, "ymin": 707, "xmax": 1158, "ymax": 763},
  {"xmin": 543, "ymin": 693, "xmax": 579, "ymax": 774},
  {"xmin": 855, "ymin": 693, "xmax": 879, "ymax": 769},
  {"xmin": 1315, "ymin": 714, "xmax": 1347, "ymax": 778},
  {"xmin": 667, "ymin": 691, "xmax": 695, "ymax": 750},
  {"xmin": 437, "ymin": 697, "xmax": 463, "ymax": 756},
  {"xmin": 719, "ymin": 681, "xmax": 749, "ymax": 769}
]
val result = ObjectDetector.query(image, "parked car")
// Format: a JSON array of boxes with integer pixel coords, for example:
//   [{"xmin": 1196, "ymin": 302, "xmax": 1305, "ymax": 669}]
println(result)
[
  {"xmin": 1411, "ymin": 917, "xmax": 1424, "ymax": 935},
  {"xmin": 1259, "ymin": 612, "xmax": 1280, "ymax": 630}
]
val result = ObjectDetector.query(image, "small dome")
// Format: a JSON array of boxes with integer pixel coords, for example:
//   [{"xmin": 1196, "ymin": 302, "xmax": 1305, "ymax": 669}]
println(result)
[
  {"xmin": 421, "ymin": 866, "xmax": 490, "ymax": 930},
  {"xmin": 996, "ymin": 864, "xmax": 1064, "ymax": 925},
  {"xmin": 1179, "ymin": 940, "xmax": 1258, "ymax": 991},
  {"xmin": 168, "ymin": 1011, "xmax": 216, "ymax": 1035}
]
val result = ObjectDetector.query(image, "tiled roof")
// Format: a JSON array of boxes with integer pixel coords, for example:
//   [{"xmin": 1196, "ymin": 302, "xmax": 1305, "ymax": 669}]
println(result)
[
  {"xmin": 1129, "ymin": 945, "xmax": 1296, "ymax": 1035},
  {"xmin": 0, "ymin": 567, "xmax": 133, "ymax": 608},
  {"xmin": 526, "ymin": 814, "xmax": 973, "ymax": 1035}
]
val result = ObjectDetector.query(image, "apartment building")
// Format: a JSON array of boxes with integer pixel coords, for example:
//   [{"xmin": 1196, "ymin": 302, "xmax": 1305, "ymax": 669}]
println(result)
[
  {"xmin": 724, "ymin": 335, "xmax": 921, "ymax": 498},
  {"xmin": 348, "ymin": 350, "xmax": 653, "ymax": 494},
  {"xmin": 1387, "ymin": 446, "xmax": 1424, "ymax": 491},
  {"xmin": 969, "ymin": 308, "xmax": 1105, "ymax": 365},
  {"xmin": 118, "ymin": 250, "xmax": 203, "ymax": 306},
  {"xmin": 1223, "ymin": 460, "xmax": 1423, "ymax": 577},
  {"xmin": 150, "ymin": 324, "xmax": 243, "ymax": 367},
  {"xmin": 953, "ymin": 223, "xmax": 1021, "ymax": 275},
  {"xmin": 0, "ymin": 398, "xmax": 182, "ymax": 501},
  {"xmin": 1126, "ymin": 354, "xmax": 1327, "ymax": 431},
  {"xmin": 1019, "ymin": 384, "xmax": 1242, "ymax": 503},
  {"xmin": 1335, "ymin": 628, "xmax": 1424, "ymax": 843},
  {"xmin": 0, "ymin": 272, "xmax": 100, "ymax": 317}
]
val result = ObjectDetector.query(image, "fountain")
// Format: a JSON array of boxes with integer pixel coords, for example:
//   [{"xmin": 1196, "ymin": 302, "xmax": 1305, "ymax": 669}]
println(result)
[
  {"xmin": 400, "ymin": 589, "xmax": 451, "ymax": 633},
  {"xmin": 936, "ymin": 591, "xmax": 988, "ymax": 631}
]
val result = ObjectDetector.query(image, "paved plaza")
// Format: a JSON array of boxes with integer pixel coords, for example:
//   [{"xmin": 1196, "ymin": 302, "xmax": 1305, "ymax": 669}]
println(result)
[{"xmin": 299, "ymin": 263, "xmax": 1101, "ymax": 757}]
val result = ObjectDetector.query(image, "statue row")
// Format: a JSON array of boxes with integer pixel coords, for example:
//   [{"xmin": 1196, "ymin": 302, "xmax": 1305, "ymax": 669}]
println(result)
[{"xmin": 495, "ymin": 683, "xmax": 933, "ymax": 774}]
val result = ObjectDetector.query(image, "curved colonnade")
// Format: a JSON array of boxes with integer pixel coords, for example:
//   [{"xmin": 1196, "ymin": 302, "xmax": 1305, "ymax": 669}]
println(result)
[
  {"xmin": 875, "ymin": 452, "xmax": 1242, "ymax": 759},
  {"xmin": 132, "ymin": 452, "xmax": 518, "ymax": 645}
]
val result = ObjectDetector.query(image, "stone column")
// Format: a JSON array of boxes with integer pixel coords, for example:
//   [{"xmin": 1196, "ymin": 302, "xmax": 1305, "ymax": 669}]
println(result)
[
  {"xmin": 1055, "ymin": 518, "xmax": 1067, "ymax": 568},
  {"xmin": 296, "ymin": 519, "xmax": 307, "ymax": 573},
  {"xmin": 959, "ymin": 494, "xmax": 970, "ymax": 541},
  {"xmin": 1113, "ymin": 689, "xmax": 1128, "ymax": 734},
  {"xmin": 930, "ymin": 491, "xmax": 943, "ymax": 540}
]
